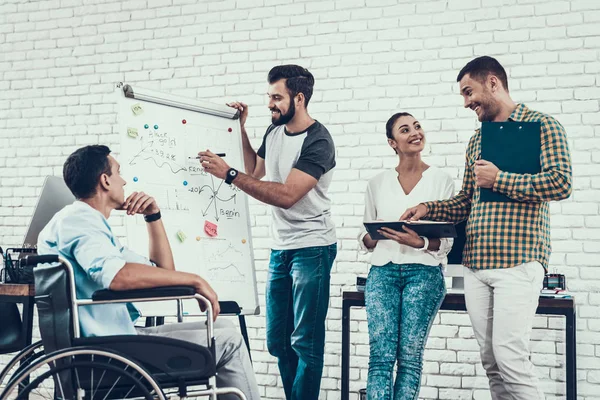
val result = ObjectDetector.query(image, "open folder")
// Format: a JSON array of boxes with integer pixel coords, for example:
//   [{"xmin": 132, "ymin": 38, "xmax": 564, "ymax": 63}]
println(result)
[
  {"xmin": 363, "ymin": 220, "xmax": 457, "ymax": 240},
  {"xmin": 480, "ymin": 121, "xmax": 541, "ymax": 202}
]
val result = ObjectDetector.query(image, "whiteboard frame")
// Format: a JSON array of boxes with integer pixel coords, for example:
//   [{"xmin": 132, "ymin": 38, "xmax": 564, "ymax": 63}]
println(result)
[
  {"xmin": 117, "ymin": 82, "xmax": 260, "ymax": 316},
  {"xmin": 119, "ymin": 82, "xmax": 241, "ymax": 120}
]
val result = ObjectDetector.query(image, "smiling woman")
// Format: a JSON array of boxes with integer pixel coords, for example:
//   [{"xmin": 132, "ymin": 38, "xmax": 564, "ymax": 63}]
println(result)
[{"xmin": 358, "ymin": 112, "xmax": 455, "ymax": 400}]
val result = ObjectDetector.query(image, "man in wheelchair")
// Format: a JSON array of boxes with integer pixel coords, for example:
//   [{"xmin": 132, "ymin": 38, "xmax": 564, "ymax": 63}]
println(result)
[{"xmin": 34, "ymin": 145, "xmax": 260, "ymax": 399}]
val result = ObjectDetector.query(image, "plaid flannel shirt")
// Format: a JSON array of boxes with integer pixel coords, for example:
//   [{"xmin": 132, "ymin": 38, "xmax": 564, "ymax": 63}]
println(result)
[{"xmin": 423, "ymin": 104, "xmax": 572, "ymax": 270}]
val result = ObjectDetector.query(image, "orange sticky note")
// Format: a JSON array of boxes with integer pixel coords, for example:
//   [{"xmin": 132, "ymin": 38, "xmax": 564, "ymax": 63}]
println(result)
[{"xmin": 204, "ymin": 220, "xmax": 218, "ymax": 237}]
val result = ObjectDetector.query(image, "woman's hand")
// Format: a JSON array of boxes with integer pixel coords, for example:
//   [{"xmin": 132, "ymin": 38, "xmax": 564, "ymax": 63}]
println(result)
[
  {"xmin": 362, "ymin": 233, "xmax": 378, "ymax": 250},
  {"xmin": 377, "ymin": 225, "xmax": 425, "ymax": 249}
]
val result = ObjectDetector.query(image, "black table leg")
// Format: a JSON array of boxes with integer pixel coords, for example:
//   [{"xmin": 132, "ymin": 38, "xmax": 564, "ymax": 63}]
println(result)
[
  {"xmin": 342, "ymin": 299, "xmax": 351, "ymax": 400},
  {"xmin": 565, "ymin": 309, "xmax": 577, "ymax": 400},
  {"xmin": 19, "ymin": 297, "xmax": 35, "ymax": 399},
  {"xmin": 21, "ymin": 296, "xmax": 34, "ymax": 347}
]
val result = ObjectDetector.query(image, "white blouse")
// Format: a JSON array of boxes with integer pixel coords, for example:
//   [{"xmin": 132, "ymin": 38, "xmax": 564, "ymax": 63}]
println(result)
[{"xmin": 358, "ymin": 166, "xmax": 455, "ymax": 267}]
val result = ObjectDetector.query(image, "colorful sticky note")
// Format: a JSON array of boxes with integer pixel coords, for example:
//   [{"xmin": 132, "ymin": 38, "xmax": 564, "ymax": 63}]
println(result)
[
  {"xmin": 176, "ymin": 230, "xmax": 187, "ymax": 242},
  {"xmin": 131, "ymin": 103, "xmax": 143, "ymax": 115},
  {"xmin": 204, "ymin": 220, "xmax": 218, "ymax": 237},
  {"xmin": 127, "ymin": 127, "xmax": 138, "ymax": 138}
]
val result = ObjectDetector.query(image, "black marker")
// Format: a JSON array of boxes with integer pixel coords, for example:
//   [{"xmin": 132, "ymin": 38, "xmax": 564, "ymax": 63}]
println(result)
[{"xmin": 189, "ymin": 153, "xmax": 226, "ymax": 159}]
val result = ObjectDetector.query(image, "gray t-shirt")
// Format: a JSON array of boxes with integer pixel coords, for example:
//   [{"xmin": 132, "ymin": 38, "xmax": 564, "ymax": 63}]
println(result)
[{"xmin": 257, "ymin": 121, "xmax": 337, "ymax": 250}]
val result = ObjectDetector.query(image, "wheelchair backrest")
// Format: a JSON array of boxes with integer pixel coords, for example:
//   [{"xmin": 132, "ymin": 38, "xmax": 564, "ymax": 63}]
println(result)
[{"xmin": 34, "ymin": 262, "xmax": 74, "ymax": 353}]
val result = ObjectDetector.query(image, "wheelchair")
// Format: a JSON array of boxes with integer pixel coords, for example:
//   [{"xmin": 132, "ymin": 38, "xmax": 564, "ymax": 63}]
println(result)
[{"xmin": 0, "ymin": 254, "xmax": 247, "ymax": 400}]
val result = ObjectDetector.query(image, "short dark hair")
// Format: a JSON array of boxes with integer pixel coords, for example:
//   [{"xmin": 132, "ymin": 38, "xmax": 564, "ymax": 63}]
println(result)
[
  {"xmin": 386, "ymin": 112, "xmax": 414, "ymax": 140},
  {"xmin": 457, "ymin": 56, "xmax": 509, "ymax": 91},
  {"xmin": 268, "ymin": 64, "xmax": 315, "ymax": 107},
  {"xmin": 63, "ymin": 145, "xmax": 112, "ymax": 199}
]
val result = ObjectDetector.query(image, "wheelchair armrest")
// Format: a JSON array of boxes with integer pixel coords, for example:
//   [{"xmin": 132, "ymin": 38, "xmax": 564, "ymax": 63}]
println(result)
[
  {"xmin": 22, "ymin": 255, "xmax": 59, "ymax": 266},
  {"xmin": 92, "ymin": 286, "xmax": 196, "ymax": 301},
  {"xmin": 219, "ymin": 301, "xmax": 242, "ymax": 315}
]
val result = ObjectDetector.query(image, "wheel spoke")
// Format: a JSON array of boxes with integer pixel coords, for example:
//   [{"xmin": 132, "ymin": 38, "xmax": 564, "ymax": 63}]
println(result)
[
  {"xmin": 91, "ymin": 355, "xmax": 94, "ymax": 399},
  {"xmin": 123, "ymin": 384, "xmax": 137, "ymax": 398},
  {"xmin": 92, "ymin": 368, "xmax": 108, "ymax": 399},
  {"xmin": 102, "ymin": 375, "xmax": 122, "ymax": 400},
  {"xmin": 49, "ymin": 360, "xmax": 66, "ymax": 400}
]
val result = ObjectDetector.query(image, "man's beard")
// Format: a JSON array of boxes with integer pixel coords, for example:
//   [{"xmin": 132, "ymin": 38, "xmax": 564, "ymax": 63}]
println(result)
[
  {"xmin": 271, "ymin": 100, "xmax": 295, "ymax": 126},
  {"xmin": 477, "ymin": 92, "xmax": 499, "ymax": 122},
  {"xmin": 478, "ymin": 103, "xmax": 498, "ymax": 122}
]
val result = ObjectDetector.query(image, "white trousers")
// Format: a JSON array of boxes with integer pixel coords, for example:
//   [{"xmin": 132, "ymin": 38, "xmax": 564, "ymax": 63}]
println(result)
[
  {"xmin": 464, "ymin": 261, "xmax": 546, "ymax": 400},
  {"xmin": 137, "ymin": 319, "xmax": 260, "ymax": 400}
]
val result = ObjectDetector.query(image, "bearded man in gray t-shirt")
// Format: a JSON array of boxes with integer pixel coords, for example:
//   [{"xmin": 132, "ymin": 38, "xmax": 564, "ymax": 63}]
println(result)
[{"xmin": 199, "ymin": 65, "xmax": 337, "ymax": 400}]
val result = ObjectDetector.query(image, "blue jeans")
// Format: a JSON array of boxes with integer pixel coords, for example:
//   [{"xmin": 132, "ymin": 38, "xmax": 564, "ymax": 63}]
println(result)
[
  {"xmin": 365, "ymin": 263, "xmax": 446, "ymax": 400},
  {"xmin": 265, "ymin": 244, "xmax": 337, "ymax": 400}
]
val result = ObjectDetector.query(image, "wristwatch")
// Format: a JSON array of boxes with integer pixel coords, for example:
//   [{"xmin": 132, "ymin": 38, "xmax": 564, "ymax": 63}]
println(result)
[
  {"xmin": 144, "ymin": 211, "xmax": 162, "ymax": 223},
  {"xmin": 225, "ymin": 168, "xmax": 238, "ymax": 185},
  {"xmin": 417, "ymin": 236, "xmax": 429, "ymax": 251}
]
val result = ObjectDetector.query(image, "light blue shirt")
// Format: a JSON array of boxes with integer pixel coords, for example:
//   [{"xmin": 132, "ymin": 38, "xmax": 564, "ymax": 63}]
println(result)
[{"xmin": 37, "ymin": 201, "xmax": 151, "ymax": 337}]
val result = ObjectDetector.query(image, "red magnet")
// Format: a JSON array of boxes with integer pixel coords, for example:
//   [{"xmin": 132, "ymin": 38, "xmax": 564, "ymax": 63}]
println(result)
[
  {"xmin": 228, "ymin": 127, "xmax": 232, "ymax": 132},
  {"xmin": 182, "ymin": 119, "xmax": 187, "ymax": 124}
]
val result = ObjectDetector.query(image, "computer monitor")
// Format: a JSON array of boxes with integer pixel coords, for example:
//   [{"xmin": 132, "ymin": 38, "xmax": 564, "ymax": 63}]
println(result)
[{"xmin": 22, "ymin": 176, "xmax": 76, "ymax": 248}]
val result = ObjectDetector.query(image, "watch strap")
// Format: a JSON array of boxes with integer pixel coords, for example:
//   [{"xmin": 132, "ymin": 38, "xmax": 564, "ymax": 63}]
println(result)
[{"xmin": 144, "ymin": 211, "xmax": 162, "ymax": 223}]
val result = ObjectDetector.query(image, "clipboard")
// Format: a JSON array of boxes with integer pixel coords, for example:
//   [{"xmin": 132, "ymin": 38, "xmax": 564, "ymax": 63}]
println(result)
[
  {"xmin": 480, "ymin": 121, "xmax": 541, "ymax": 202},
  {"xmin": 363, "ymin": 220, "xmax": 457, "ymax": 240}
]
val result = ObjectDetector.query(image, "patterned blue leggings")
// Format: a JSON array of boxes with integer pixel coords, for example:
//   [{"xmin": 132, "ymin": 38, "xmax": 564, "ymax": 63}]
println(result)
[{"xmin": 365, "ymin": 263, "xmax": 446, "ymax": 400}]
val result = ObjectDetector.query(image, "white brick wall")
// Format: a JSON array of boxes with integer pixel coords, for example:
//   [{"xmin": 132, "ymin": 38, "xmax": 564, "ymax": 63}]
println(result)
[{"xmin": 1, "ymin": 0, "xmax": 599, "ymax": 399}]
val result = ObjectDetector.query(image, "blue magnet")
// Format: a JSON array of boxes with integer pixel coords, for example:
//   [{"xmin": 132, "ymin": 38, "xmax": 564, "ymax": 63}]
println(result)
[
  {"xmin": 183, "ymin": 181, "xmax": 188, "ymax": 186},
  {"xmin": 144, "ymin": 124, "xmax": 149, "ymax": 129},
  {"xmin": 154, "ymin": 124, "xmax": 159, "ymax": 129},
  {"xmin": 133, "ymin": 177, "xmax": 138, "ymax": 182}
]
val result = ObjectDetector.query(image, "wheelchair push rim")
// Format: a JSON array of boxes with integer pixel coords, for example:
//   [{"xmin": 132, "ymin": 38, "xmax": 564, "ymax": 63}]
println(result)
[
  {"xmin": 0, "ymin": 340, "xmax": 45, "ymax": 387},
  {"xmin": 0, "ymin": 347, "xmax": 166, "ymax": 400}
]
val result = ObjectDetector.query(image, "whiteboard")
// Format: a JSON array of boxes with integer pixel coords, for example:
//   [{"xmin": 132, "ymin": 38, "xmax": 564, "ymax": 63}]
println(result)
[{"xmin": 116, "ymin": 83, "xmax": 259, "ymax": 316}]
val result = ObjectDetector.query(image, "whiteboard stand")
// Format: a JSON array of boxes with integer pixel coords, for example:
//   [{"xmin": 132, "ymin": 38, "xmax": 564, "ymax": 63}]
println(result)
[
  {"xmin": 117, "ymin": 82, "xmax": 261, "ymax": 360},
  {"xmin": 220, "ymin": 301, "xmax": 252, "ymax": 362}
]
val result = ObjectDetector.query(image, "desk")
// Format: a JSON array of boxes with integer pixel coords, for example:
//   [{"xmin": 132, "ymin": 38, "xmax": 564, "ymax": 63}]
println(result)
[
  {"xmin": 0, "ymin": 284, "xmax": 35, "ymax": 352},
  {"xmin": 341, "ymin": 291, "xmax": 577, "ymax": 400}
]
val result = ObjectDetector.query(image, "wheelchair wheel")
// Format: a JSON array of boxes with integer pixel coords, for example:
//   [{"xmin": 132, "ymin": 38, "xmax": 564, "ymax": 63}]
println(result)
[
  {"xmin": 0, "ymin": 340, "xmax": 45, "ymax": 387},
  {"xmin": 1, "ymin": 347, "xmax": 166, "ymax": 400}
]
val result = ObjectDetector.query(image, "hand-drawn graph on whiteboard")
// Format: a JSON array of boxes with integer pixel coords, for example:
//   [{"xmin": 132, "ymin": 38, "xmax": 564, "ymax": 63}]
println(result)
[{"xmin": 116, "ymin": 83, "xmax": 259, "ymax": 315}]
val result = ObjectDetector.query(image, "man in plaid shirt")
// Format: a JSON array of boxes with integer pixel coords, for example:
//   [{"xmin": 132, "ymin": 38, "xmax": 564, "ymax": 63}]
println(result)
[{"xmin": 402, "ymin": 56, "xmax": 572, "ymax": 400}]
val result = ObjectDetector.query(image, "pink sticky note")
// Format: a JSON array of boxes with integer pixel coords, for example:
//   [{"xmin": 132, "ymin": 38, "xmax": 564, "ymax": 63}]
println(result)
[{"xmin": 204, "ymin": 220, "xmax": 218, "ymax": 237}]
